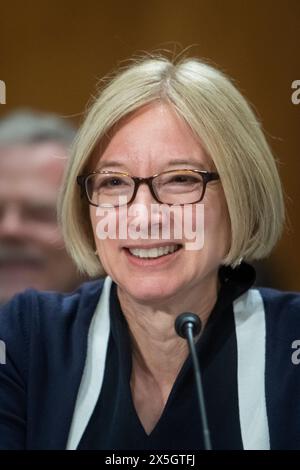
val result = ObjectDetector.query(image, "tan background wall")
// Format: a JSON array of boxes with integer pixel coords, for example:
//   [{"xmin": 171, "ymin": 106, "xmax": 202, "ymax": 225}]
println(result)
[{"xmin": 0, "ymin": 0, "xmax": 299, "ymax": 289}]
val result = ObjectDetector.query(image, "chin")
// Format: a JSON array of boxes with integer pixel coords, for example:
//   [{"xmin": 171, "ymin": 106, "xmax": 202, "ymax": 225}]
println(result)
[{"xmin": 117, "ymin": 275, "xmax": 180, "ymax": 304}]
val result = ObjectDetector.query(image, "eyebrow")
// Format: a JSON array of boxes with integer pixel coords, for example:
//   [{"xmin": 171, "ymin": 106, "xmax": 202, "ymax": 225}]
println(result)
[{"xmin": 96, "ymin": 159, "xmax": 209, "ymax": 171}]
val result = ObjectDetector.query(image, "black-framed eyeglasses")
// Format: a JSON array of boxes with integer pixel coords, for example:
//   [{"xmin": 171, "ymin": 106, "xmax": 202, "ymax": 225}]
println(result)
[{"xmin": 77, "ymin": 169, "xmax": 220, "ymax": 207}]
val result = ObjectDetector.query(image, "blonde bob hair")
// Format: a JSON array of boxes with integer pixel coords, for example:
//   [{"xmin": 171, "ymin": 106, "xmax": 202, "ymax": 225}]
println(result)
[{"xmin": 59, "ymin": 55, "xmax": 285, "ymax": 277}]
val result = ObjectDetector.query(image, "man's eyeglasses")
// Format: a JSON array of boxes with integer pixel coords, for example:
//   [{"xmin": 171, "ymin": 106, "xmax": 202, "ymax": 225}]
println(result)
[{"xmin": 77, "ymin": 169, "xmax": 220, "ymax": 207}]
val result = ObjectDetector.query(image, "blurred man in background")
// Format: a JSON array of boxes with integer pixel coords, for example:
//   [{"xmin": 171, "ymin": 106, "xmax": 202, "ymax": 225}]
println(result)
[{"xmin": 0, "ymin": 110, "xmax": 86, "ymax": 306}]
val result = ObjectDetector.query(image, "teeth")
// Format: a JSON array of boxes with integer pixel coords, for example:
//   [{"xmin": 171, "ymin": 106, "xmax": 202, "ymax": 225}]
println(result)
[{"xmin": 129, "ymin": 245, "xmax": 179, "ymax": 258}]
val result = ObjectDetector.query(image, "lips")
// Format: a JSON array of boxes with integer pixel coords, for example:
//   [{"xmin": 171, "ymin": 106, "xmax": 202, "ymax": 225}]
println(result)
[
  {"xmin": 128, "ymin": 244, "xmax": 181, "ymax": 259},
  {"xmin": 123, "ymin": 243, "xmax": 183, "ymax": 267}
]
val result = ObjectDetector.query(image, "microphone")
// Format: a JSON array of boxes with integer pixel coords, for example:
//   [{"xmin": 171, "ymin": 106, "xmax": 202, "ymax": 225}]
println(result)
[{"xmin": 175, "ymin": 312, "xmax": 212, "ymax": 450}]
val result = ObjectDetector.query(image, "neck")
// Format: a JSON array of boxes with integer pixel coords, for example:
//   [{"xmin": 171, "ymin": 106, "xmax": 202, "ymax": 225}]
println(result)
[{"xmin": 117, "ymin": 274, "xmax": 219, "ymax": 386}]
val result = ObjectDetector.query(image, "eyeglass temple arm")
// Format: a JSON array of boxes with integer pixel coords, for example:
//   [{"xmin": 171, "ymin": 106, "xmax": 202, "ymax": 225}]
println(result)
[
  {"xmin": 76, "ymin": 175, "xmax": 86, "ymax": 198},
  {"xmin": 210, "ymin": 172, "xmax": 220, "ymax": 181}
]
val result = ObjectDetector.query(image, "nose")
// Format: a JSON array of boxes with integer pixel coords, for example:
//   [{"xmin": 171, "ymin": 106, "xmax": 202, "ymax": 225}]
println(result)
[
  {"xmin": 0, "ymin": 204, "xmax": 24, "ymax": 239},
  {"xmin": 127, "ymin": 182, "xmax": 164, "ymax": 239},
  {"xmin": 132, "ymin": 181, "xmax": 156, "ymax": 206}
]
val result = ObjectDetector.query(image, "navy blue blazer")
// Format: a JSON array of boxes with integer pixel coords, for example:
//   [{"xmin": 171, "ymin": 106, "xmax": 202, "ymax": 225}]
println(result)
[{"xmin": 0, "ymin": 275, "xmax": 300, "ymax": 449}]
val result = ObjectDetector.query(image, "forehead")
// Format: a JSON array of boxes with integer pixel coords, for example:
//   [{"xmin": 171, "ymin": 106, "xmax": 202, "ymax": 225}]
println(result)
[
  {"xmin": 93, "ymin": 102, "xmax": 212, "ymax": 171},
  {"xmin": 0, "ymin": 142, "xmax": 67, "ymax": 187}
]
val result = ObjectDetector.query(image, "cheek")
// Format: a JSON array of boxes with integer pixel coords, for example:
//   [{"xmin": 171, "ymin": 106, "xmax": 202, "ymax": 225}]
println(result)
[
  {"xmin": 208, "ymin": 206, "xmax": 231, "ymax": 255},
  {"xmin": 182, "ymin": 204, "xmax": 218, "ymax": 242},
  {"xmin": 90, "ymin": 205, "xmax": 130, "ymax": 245},
  {"xmin": 201, "ymin": 196, "xmax": 231, "ymax": 250},
  {"xmin": 90, "ymin": 209, "xmax": 120, "ymax": 262}
]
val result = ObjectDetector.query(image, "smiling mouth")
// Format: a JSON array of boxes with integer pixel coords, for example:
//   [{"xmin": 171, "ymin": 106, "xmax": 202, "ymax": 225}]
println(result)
[{"xmin": 125, "ymin": 244, "xmax": 182, "ymax": 259}]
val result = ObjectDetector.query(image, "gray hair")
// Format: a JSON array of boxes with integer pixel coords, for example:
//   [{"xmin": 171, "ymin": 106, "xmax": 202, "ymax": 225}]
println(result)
[{"xmin": 0, "ymin": 109, "xmax": 76, "ymax": 146}]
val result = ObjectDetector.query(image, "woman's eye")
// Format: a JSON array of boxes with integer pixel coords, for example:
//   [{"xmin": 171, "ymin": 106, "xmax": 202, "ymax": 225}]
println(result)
[
  {"xmin": 99, "ymin": 177, "xmax": 126, "ymax": 188},
  {"xmin": 96, "ymin": 177, "xmax": 132, "ymax": 191},
  {"xmin": 175, "ymin": 176, "xmax": 189, "ymax": 183},
  {"xmin": 106, "ymin": 178, "xmax": 123, "ymax": 186},
  {"xmin": 168, "ymin": 175, "xmax": 198, "ymax": 184}
]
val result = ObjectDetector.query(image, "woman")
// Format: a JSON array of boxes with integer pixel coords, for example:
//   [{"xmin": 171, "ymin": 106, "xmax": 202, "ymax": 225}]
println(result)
[{"xmin": 0, "ymin": 54, "xmax": 299, "ymax": 450}]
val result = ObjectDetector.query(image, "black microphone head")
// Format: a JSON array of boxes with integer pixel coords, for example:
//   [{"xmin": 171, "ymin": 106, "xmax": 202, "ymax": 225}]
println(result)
[{"xmin": 175, "ymin": 312, "xmax": 202, "ymax": 339}]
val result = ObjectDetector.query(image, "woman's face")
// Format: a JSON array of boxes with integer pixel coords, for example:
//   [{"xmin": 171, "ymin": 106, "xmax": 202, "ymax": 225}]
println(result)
[{"xmin": 90, "ymin": 102, "xmax": 231, "ymax": 304}]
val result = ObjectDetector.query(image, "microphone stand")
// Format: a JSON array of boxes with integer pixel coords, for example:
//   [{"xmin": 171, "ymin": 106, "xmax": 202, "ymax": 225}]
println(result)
[{"xmin": 175, "ymin": 312, "xmax": 212, "ymax": 450}]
